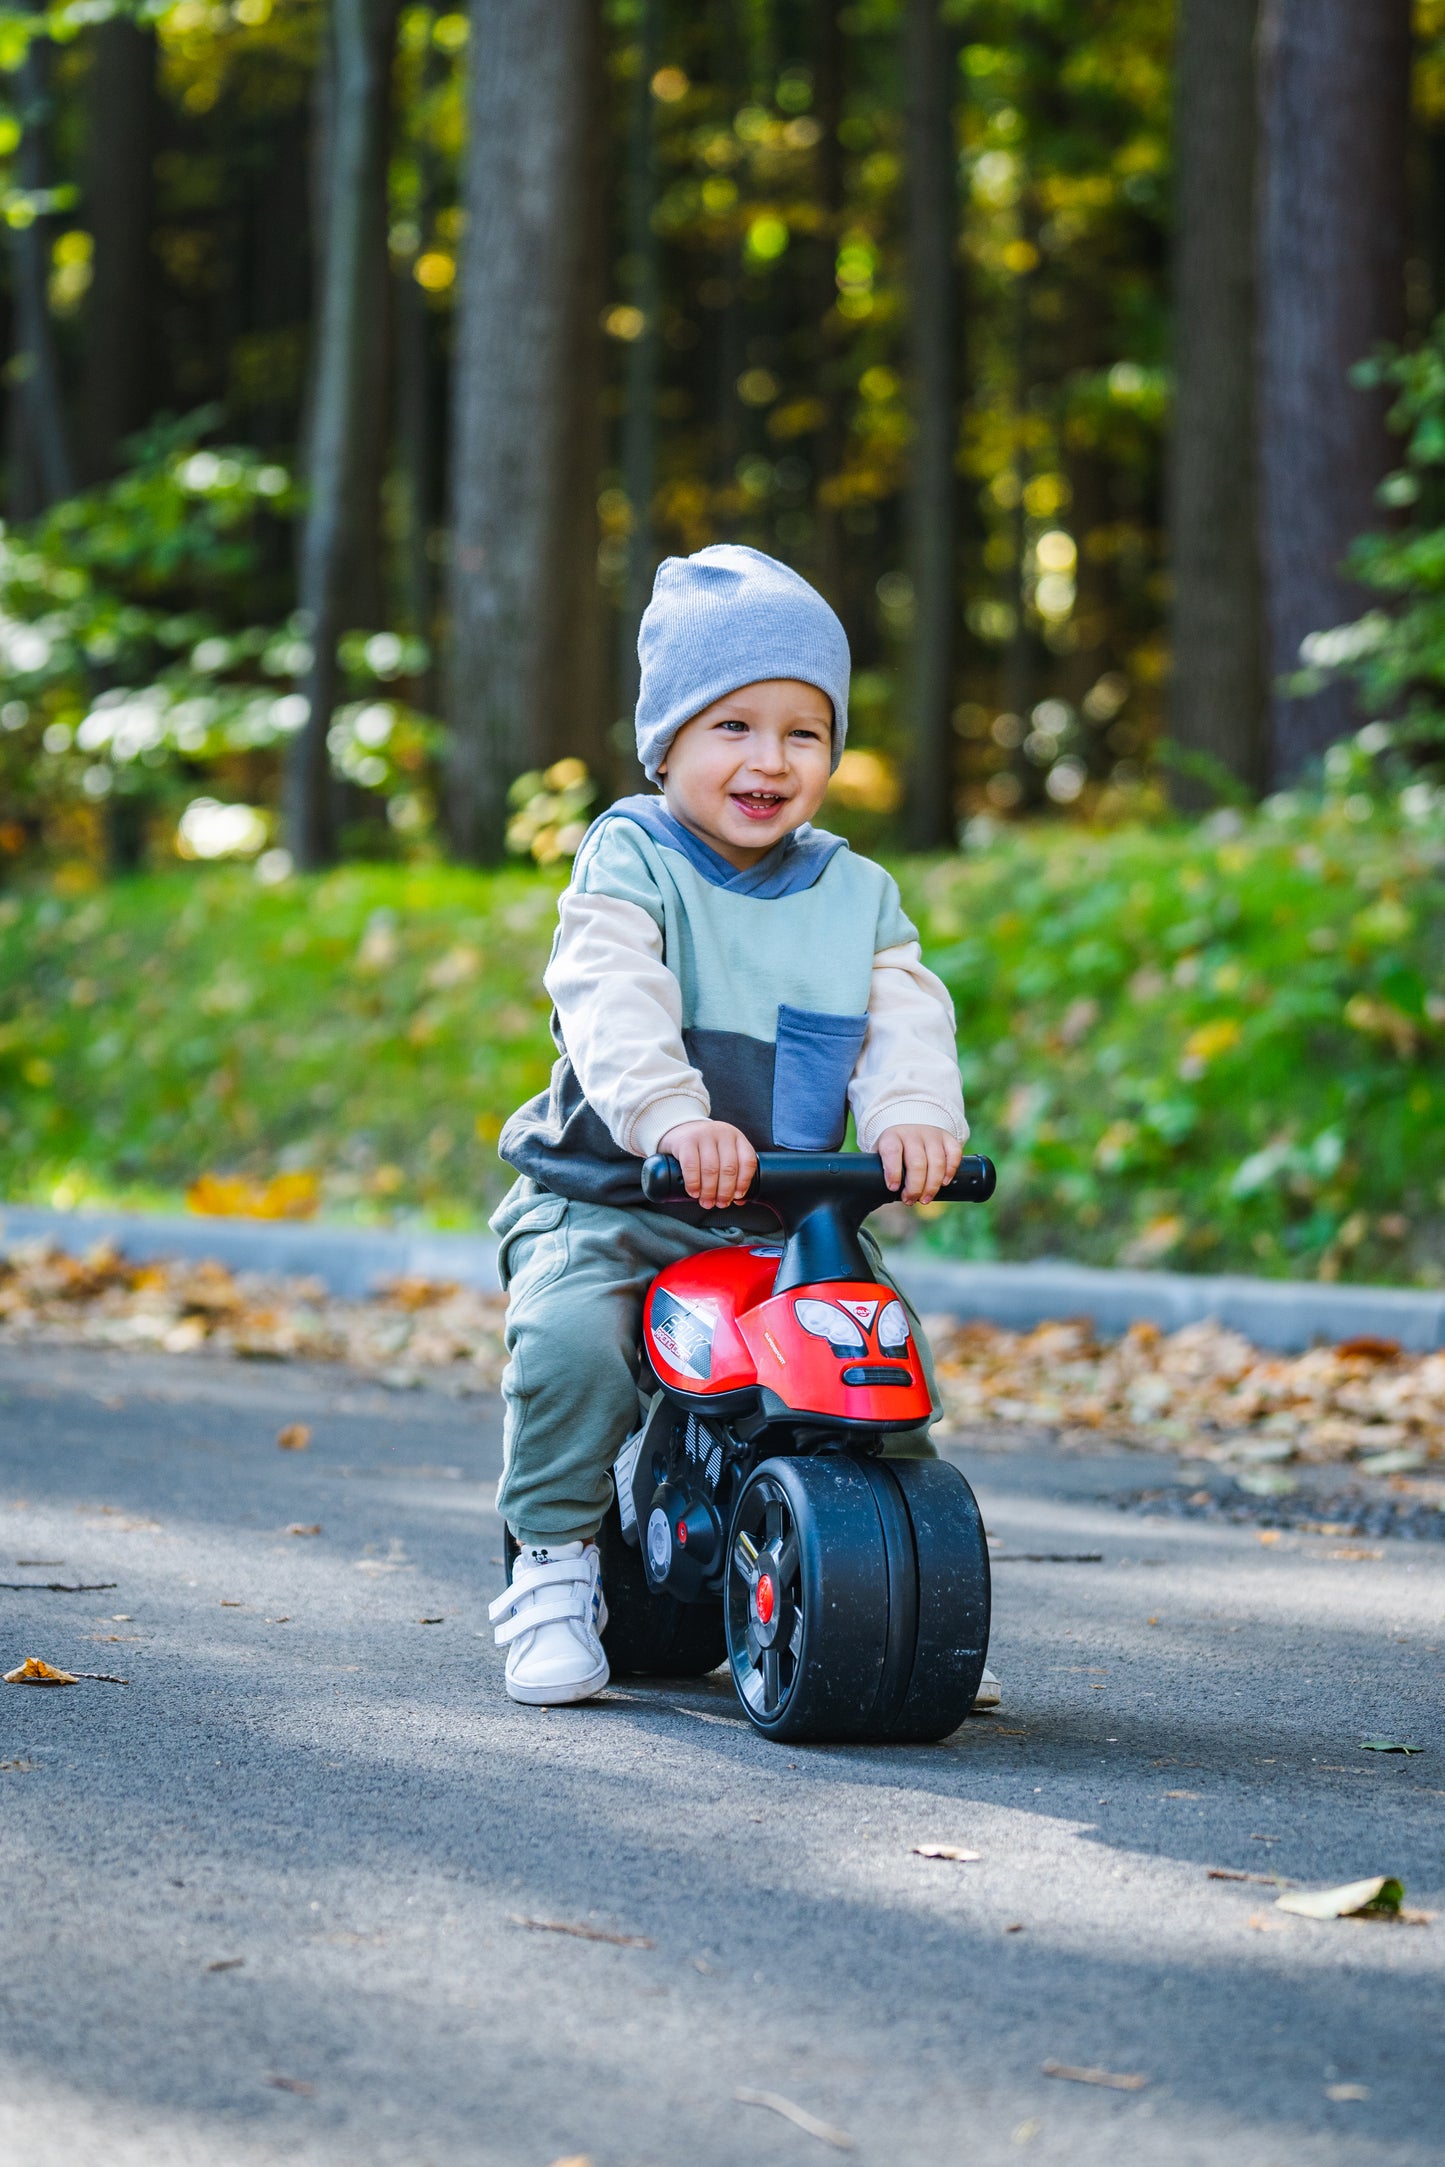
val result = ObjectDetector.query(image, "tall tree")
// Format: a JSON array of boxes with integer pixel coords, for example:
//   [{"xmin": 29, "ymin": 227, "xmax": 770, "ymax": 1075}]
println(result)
[
  {"xmin": 902, "ymin": 0, "xmax": 959, "ymax": 848},
  {"xmin": 615, "ymin": 0, "xmax": 662, "ymax": 753},
  {"xmin": 285, "ymin": 0, "xmax": 398, "ymax": 868},
  {"xmin": 7, "ymin": 11, "xmax": 75, "ymax": 514},
  {"xmin": 1166, "ymin": 0, "xmax": 1264, "ymax": 799},
  {"xmin": 444, "ymin": 0, "xmax": 606, "ymax": 861},
  {"xmin": 78, "ymin": 17, "xmax": 157, "ymax": 482},
  {"xmin": 1257, "ymin": 0, "xmax": 1412, "ymax": 783}
]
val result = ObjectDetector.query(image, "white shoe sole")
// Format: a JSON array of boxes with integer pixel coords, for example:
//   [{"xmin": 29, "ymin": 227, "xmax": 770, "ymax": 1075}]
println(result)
[{"xmin": 505, "ymin": 1656, "xmax": 610, "ymax": 1707}]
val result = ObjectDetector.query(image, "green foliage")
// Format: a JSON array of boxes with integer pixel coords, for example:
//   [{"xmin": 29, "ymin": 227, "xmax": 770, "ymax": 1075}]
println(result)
[
  {"xmin": 1, "ymin": 803, "xmax": 1442, "ymax": 1283},
  {"xmin": 900, "ymin": 801, "xmax": 1445, "ymax": 1286},
  {"xmin": 1296, "ymin": 314, "xmax": 1445, "ymax": 786},
  {"xmin": 0, "ymin": 413, "xmax": 438, "ymax": 868}
]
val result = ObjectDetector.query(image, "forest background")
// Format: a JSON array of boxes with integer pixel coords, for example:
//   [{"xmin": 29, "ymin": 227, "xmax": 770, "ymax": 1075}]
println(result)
[{"xmin": 1, "ymin": 0, "xmax": 1444, "ymax": 1289}]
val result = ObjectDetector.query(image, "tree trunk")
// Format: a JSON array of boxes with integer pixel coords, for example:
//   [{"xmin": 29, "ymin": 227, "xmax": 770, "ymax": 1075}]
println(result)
[
  {"xmin": 903, "ymin": 0, "xmax": 958, "ymax": 848},
  {"xmin": 8, "ymin": 14, "xmax": 75, "ymax": 514},
  {"xmin": 78, "ymin": 17, "xmax": 157, "ymax": 482},
  {"xmin": 1166, "ymin": 0, "xmax": 1265, "ymax": 801},
  {"xmin": 614, "ymin": 0, "xmax": 662, "ymax": 773},
  {"xmin": 1257, "ymin": 0, "xmax": 1412, "ymax": 783},
  {"xmin": 444, "ymin": 0, "xmax": 605, "ymax": 861},
  {"xmin": 285, "ymin": 0, "xmax": 398, "ymax": 870}
]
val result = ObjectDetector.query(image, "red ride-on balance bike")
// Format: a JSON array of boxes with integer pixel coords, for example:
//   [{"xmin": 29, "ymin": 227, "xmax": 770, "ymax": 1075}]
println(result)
[{"xmin": 596, "ymin": 1147, "xmax": 998, "ymax": 1745}]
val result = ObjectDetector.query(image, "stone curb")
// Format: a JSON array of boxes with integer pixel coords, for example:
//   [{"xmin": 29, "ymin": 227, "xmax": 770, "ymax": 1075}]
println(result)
[{"xmin": 4, "ymin": 1203, "xmax": 1443, "ymax": 1353}]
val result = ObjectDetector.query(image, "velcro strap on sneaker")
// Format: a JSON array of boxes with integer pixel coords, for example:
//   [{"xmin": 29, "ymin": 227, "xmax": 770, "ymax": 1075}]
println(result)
[
  {"xmin": 487, "ymin": 1555, "xmax": 594, "ymax": 1626},
  {"xmin": 493, "ymin": 1587, "xmax": 594, "ymax": 1647}
]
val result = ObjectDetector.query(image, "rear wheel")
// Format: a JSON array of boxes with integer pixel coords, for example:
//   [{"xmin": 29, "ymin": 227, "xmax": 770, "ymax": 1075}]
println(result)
[{"xmin": 594, "ymin": 1496, "xmax": 726, "ymax": 1678}]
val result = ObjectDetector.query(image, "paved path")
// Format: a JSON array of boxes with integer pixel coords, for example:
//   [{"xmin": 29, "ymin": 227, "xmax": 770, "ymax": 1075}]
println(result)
[{"xmin": 1, "ymin": 1345, "xmax": 1441, "ymax": 2167}]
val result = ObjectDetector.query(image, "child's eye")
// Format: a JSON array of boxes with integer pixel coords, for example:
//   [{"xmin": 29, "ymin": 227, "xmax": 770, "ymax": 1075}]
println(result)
[{"xmin": 715, "ymin": 718, "xmax": 748, "ymax": 733}]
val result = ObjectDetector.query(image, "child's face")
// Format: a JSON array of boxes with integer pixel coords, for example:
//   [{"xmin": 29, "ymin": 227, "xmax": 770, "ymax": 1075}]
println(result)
[{"xmin": 658, "ymin": 677, "xmax": 834, "ymax": 867}]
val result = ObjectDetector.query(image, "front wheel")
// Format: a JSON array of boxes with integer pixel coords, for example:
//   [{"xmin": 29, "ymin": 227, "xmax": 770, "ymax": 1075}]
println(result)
[{"xmin": 723, "ymin": 1454, "xmax": 991, "ymax": 1744}]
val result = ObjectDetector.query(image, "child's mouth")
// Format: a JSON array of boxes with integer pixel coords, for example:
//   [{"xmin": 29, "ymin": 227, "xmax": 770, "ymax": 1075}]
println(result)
[{"xmin": 730, "ymin": 791, "xmax": 788, "ymax": 822}]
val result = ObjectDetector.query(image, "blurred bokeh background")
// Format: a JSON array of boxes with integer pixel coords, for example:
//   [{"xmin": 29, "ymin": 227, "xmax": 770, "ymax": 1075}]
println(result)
[{"xmin": 0, "ymin": 0, "xmax": 1442, "ymax": 1286}]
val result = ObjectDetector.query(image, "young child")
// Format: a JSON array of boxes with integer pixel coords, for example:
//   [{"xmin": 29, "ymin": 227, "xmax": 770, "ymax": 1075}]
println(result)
[{"xmin": 488, "ymin": 544, "xmax": 992, "ymax": 1708}]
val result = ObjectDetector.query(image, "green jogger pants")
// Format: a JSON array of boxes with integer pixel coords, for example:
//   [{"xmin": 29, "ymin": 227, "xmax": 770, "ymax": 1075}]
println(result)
[{"xmin": 490, "ymin": 1178, "xmax": 940, "ymax": 1547}]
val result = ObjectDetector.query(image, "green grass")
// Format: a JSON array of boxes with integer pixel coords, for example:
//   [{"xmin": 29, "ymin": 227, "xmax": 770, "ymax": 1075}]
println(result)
[{"xmin": 1, "ymin": 803, "xmax": 1442, "ymax": 1282}]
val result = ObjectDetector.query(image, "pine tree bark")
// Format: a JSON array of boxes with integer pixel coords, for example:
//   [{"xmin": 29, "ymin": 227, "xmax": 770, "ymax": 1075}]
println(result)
[
  {"xmin": 1257, "ymin": 0, "xmax": 1412, "ymax": 783},
  {"xmin": 1167, "ymin": 0, "xmax": 1264, "ymax": 800},
  {"xmin": 285, "ymin": 0, "xmax": 398, "ymax": 869},
  {"xmin": 7, "ymin": 14, "xmax": 75, "ymax": 514},
  {"xmin": 78, "ymin": 17, "xmax": 156, "ymax": 481},
  {"xmin": 903, "ymin": 0, "xmax": 959, "ymax": 849},
  {"xmin": 444, "ymin": 0, "xmax": 605, "ymax": 861}
]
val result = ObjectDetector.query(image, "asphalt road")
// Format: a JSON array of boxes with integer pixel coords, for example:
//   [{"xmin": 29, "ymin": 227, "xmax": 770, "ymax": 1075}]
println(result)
[{"xmin": 2, "ymin": 1342, "xmax": 1441, "ymax": 2167}]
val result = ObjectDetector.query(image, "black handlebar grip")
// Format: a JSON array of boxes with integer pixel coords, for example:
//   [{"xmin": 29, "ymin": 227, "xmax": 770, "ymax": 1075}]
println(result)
[
  {"xmin": 937, "ymin": 1154, "xmax": 997, "ymax": 1203},
  {"xmin": 641, "ymin": 1152, "xmax": 689, "ymax": 1202}
]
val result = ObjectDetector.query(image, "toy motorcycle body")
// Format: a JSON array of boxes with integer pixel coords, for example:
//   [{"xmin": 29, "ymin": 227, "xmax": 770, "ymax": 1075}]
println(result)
[{"xmin": 597, "ymin": 1148, "xmax": 997, "ymax": 1744}]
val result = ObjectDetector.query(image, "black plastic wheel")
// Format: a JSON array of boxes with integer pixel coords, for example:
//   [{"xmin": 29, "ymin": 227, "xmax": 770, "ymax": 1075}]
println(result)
[
  {"xmin": 722, "ymin": 1453, "xmax": 992, "ymax": 1745},
  {"xmin": 594, "ymin": 1496, "xmax": 726, "ymax": 1678},
  {"xmin": 724, "ymin": 1455, "xmax": 892, "ymax": 1742},
  {"xmin": 877, "ymin": 1457, "xmax": 990, "ymax": 1741}
]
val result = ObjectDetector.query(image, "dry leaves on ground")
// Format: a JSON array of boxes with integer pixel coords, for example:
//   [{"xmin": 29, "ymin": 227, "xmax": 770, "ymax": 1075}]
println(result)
[
  {"xmin": 0, "ymin": 1239, "xmax": 507, "ymax": 1387},
  {"xmin": 1041, "ymin": 2062, "xmax": 1149, "ymax": 2092},
  {"xmin": 929, "ymin": 1314, "xmax": 1445, "ymax": 1471},
  {"xmin": 4, "ymin": 1236, "xmax": 1444, "ymax": 1472}
]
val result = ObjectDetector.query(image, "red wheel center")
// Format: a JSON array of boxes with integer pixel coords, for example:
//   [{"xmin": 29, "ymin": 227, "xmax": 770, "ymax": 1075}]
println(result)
[{"xmin": 756, "ymin": 1573, "xmax": 775, "ymax": 1625}]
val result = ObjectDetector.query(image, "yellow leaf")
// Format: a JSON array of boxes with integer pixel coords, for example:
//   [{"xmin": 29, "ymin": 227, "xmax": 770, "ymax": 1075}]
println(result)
[
  {"xmin": 5, "ymin": 1657, "xmax": 77, "ymax": 1686},
  {"xmin": 276, "ymin": 1423, "xmax": 311, "ymax": 1452}
]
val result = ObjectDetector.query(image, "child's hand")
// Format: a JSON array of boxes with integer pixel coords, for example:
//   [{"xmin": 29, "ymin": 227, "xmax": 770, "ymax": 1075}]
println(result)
[
  {"xmin": 657, "ymin": 1120, "xmax": 759, "ymax": 1210},
  {"xmin": 877, "ymin": 1125, "xmax": 963, "ymax": 1205}
]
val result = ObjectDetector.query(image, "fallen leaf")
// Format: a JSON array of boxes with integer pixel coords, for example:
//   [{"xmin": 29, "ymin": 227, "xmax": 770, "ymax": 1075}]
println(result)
[
  {"xmin": 1255, "ymin": 1530, "xmax": 1281, "ymax": 1546},
  {"xmin": 207, "ymin": 1958, "xmax": 244, "ymax": 1972},
  {"xmin": 1163, "ymin": 1790, "xmax": 1202, "ymax": 1800},
  {"xmin": 1004, "ymin": 1922, "xmax": 1025, "ymax": 1934},
  {"xmin": 0, "ymin": 1757, "xmax": 38, "ymax": 1771},
  {"xmin": 276, "ymin": 1424, "xmax": 311, "ymax": 1452},
  {"xmin": 1276, "ymin": 1876, "xmax": 1404, "ymax": 1920},
  {"xmin": 1325, "ymin": 2084, "xmax": 1370, "ymax": 2102},
  {"xmin": 286, "ymin": 1523, "xmax": 321, "ymax": 1537},
  {"xmin": 4, "ymin": 1657, "xmax": 77, "ymax": 1686},
  {"xmin": 912, "ymin": 1844, "xmax": 981, "ymax": 1861},
  {"xmin": 736, "ymin": 2088, "xmax": 855, "ymax": 2150},
  {"xmin": 418, "ymin": 1615, "xmax": 444, "ymax": 1625},
  {"xmin": 266, "ymin": 2075, "xmax": 315, "ymax": 2096},
  {"xmin": 509, "ymin": 1914, "xmax": 653, "ymax": 1948},
  {"xmin": 1208, "ymin": 1868, "xmax": 1291, "ymax": 1887},
  {"xmin": 1360, "ymin": 1739, "xmax": 1424, "ymax": 1754},
  {"xmin": 1042, "ymin": 2062, "xmax": 1148, "ymax": 2092},
  {"xmin": 544, "ymin": 2157, "xmax": 594, "ymax": 2167},
  {"xmin": 220, "ymin": 1600, "xmax": 243, "ymax": 1608},
  {"xmin": 1329, "ymin": 1547, "xmax": 1382, "ymax": 1562}
]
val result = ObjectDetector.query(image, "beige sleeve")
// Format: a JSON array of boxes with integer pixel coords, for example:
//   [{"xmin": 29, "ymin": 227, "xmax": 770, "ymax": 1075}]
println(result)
[
  {"xmin": 543, "ymin": 887, "xmax": 711, "ymax": 1157},
  {"xmin": 848, "ymin": 940, "xmax": 969, "ymax": 1152}
]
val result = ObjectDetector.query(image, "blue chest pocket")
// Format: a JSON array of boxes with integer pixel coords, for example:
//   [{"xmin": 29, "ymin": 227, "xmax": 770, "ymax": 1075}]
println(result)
[{"xmin": 771, "ymin": 1003, "xmax": 869, "ymax": 1151}]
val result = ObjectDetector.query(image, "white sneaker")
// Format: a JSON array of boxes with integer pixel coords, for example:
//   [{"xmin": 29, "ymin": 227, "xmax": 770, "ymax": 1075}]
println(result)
[
  {"xmin": 489, "ymin": 1541, "xmax": 609, "ymax": 1706},
  {"xmin": 972, "ymin": 1665, "xmax": 1002, "ymax": 1711}
]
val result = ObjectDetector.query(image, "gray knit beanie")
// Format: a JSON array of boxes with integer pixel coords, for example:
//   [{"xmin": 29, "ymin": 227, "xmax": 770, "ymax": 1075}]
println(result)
[{"xmin": 635, "ymin": 544, "xmax": 850, "ymax": 783}]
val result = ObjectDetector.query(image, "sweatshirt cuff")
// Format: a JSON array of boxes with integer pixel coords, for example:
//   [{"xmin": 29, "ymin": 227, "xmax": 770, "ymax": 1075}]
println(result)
[
  {"xmin": 628, "ymin": 1091, "xmax": 713, "ymax": 1158},
  {"xmin": 856, "ymin": 1098, "xmax": 969, "ymax": 1153}
]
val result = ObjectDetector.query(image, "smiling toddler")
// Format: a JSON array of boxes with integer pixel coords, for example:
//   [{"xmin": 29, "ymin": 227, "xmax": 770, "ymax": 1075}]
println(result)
[{"xmin": 487, "ymin": 544, "xmax": 994, "ymax": 1707}]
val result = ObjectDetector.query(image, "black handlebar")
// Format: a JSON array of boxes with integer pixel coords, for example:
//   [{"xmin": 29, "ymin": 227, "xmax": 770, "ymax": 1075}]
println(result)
[{"xmin": 640, "ymin": 1149, "xmax": 997, "ymax": 1210}]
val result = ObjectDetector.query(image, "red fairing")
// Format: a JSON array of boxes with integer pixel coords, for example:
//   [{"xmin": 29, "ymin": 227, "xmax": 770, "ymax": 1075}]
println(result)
[
  {"xmin": 739, "ymin": 1286, "xmax": 932, "ymax": 1425},
  {"xmin": 644, "ymin": 1249, "xmax": 932, "ymax": 1427},
  {"xmin": 643, "ymin": 1245, "xmax": 780, "ymax": 1395}
]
